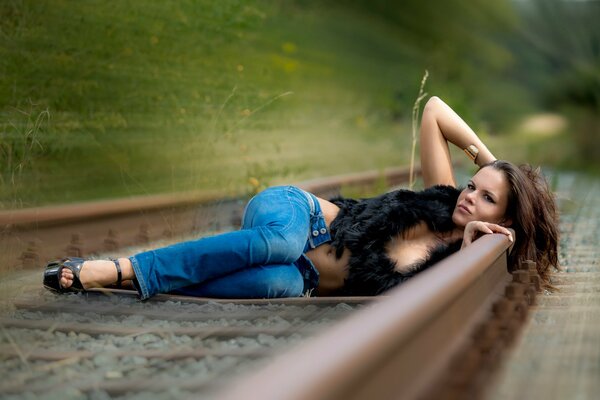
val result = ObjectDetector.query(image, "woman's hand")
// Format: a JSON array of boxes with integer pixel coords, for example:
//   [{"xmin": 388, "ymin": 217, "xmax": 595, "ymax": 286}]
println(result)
[{"xmin": 461, "ymin": 221, "xmax": 514, "ymax": 249}]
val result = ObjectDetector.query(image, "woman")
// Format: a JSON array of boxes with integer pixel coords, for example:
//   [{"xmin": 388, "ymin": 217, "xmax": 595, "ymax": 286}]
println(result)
[{"xmin": 43, "ymin": 96, "xmax": 559, "ymax": 298}]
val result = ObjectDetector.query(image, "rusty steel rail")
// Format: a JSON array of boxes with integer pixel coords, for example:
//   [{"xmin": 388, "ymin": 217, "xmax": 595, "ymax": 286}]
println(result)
[
  {"xmin": 216, "ymin": 233, "xmax": 538, "ymax": 400},
  {"xmin": 0, "ymin": 167, "xmax": 416, "ymax": 271}
]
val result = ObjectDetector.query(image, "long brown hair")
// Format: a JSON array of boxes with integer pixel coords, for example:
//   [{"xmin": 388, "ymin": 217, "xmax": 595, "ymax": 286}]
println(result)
[{"xmin": 482, "ymin": 160, "xmax": 559, "ymax": 289}]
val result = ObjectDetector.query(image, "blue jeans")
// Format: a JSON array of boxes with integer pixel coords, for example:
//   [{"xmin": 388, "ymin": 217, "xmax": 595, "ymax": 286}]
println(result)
[{"xmin": 130, "ymin": 186, "xmax": 328, "ymax": 300}]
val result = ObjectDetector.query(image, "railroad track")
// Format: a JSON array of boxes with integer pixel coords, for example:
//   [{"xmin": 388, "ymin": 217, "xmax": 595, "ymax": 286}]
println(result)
[
  {"xmin": 216, "ymin": 234, "xmax": 530, "ymax": 400},
  {"xmin": 0, "ymin": 167, "xmax": 409, "ymax": 399},
  {"xmin": 1, "ymin": 237, "xmax": 527, "ymax": 400},
  {"xmin": 0, "ymin": 166, "xmax": 549, "ymax": 399}
]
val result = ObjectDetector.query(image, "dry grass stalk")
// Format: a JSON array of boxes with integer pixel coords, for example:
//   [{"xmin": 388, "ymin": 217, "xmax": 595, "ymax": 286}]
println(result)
[{"xmin": 409, "ymin": 70, "xmax": 429, "ymax": 189}]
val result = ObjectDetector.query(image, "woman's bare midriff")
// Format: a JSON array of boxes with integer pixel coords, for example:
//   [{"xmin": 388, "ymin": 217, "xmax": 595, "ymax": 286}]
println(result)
[
  {"xmin": 304, "ymin": 196, "xmax": 350, "ymax": 295},
  {"xmin": 305, "ymin": 196, "xmax": 463, "ymax": 296}
]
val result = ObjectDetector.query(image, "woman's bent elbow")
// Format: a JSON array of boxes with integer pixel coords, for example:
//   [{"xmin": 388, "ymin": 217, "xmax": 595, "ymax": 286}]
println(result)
[{"xmin": 424, "ymin": 96, "xmax": 443, "ymax": 112}]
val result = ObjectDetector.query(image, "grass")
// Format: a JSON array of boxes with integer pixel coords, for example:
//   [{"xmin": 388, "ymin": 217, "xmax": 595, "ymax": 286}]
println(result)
[
  {"xmin": 1, "ymin": 0, "xmax": 427, "ymax": 208},
  {"xmin": 483, "ymin": 112, "xmax": 600, "ymax": 177},
  {"xmin": 2, "ymin": 1, "xmax": 578, "ymax": 209}
]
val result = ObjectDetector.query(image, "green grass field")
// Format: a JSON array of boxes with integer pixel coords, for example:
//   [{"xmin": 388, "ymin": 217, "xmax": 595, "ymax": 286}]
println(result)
[
  {"xmin": 1, "ymin": 1, "xmax": 577, "ymax": 209},
  {"xmin": 1, "ymin": 1, "xmax": 430, "ymax": 207}
]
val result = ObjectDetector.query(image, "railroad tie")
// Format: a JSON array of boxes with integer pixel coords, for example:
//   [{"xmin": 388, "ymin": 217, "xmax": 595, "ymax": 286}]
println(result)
[
  {"xmin": 65, "ymin": 233, "xmax": 83, "ymax": 257},
  {"xmin": 104, "ymin": 229, "xmax": 120, "ymax": 252}
]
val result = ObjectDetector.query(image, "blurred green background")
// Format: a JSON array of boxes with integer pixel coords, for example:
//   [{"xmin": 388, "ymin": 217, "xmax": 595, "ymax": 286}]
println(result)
[{"xmin": 1, "ymin": 0, "xmax": 599, "ymax": 208}]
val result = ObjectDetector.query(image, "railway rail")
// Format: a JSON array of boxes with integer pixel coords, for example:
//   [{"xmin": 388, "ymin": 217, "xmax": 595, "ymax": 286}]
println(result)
[
  {"xmin": 216, "ymin": 234, "xmax": 529, "ymax": 400},
  {"xmin": 0, "ymin": 166, "xmax": 552, "ymax": 399}
]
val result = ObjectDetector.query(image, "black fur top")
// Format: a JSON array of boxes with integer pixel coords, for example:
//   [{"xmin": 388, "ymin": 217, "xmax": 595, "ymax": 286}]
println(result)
[{"xmin": 329, "ymin": 185, "xmax": 462, "ymax": 295}]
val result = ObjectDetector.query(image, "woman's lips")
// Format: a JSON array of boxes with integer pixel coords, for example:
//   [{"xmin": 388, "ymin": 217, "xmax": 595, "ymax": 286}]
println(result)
[{"xmin": 457, "ymin": 204, "xmax": 471, "ymax": 214}]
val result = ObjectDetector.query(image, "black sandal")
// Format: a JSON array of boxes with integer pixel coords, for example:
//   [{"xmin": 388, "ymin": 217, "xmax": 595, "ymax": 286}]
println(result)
[{"xmin": 43, "ymin": 257, "xmax": 122, "ymax": 293}]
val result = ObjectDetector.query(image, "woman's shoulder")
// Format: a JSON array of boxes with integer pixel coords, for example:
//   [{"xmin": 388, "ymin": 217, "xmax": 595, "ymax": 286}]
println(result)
[
  {"xmin": 364, "ymin": 184, "xmax": 461, "ymax": 211},
  {"xmin": 329, "ymin": 185, "xmax": 460, "ymax": 222},
  {"xmin": 330, "ymin": 184, "xmax": 459, "ymax": 204},
  {"xmin": 420, "ymin": 184, "xmax": 462, "ymax": 198}
]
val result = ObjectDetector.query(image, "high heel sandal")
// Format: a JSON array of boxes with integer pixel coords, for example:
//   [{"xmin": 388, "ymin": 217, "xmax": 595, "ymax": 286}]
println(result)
[{"xmin": 43, "ymin": 257, "xmax": 122, "ymax": 293}]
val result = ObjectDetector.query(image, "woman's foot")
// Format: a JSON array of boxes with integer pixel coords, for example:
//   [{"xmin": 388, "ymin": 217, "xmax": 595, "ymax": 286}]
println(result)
[{"xmin": 59, "ymin": 258, "xmax": 134, "ymax": 290}]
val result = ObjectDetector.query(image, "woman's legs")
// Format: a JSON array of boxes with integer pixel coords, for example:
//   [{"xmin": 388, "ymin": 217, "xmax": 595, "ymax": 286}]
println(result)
[
  {"xmin": 129, "ymin": 186, "xmax": 311, "ymax": 299},
  {"xmin": 58, "ymin": 186, "xmax": 311, "ymax": 299},
  {"xmin": 170, "ymin": 263, "xmax": 304, "ymax": 298}
]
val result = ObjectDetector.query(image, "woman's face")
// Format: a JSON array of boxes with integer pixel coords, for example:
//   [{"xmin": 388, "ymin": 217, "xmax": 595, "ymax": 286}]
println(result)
[{"xmin": 452, "ymin": 166, "xmax": 512, "ymax": 228}]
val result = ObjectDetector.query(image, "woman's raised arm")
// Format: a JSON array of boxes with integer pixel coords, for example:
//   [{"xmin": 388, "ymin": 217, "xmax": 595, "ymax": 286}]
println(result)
[{"xmin": 419, "ymin": 96, "xmax": 497, "ymax": 188}]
